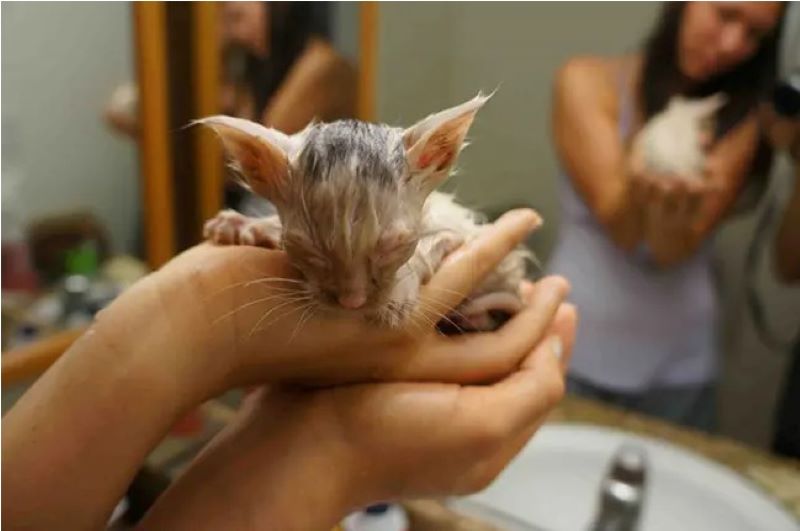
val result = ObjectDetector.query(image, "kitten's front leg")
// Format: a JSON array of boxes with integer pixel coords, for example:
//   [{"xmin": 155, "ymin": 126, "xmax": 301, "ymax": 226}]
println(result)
[
  {"xmin": 204, "ymin": 210, "xmax": 282, "ymax": 249},
  {"xmin": 415, "ymin": 230, "xmax": 466, "ymax": 284}
]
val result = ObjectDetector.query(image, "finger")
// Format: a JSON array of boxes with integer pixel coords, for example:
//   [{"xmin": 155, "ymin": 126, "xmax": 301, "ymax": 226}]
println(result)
[
  {"xmin": 398, "ymin": 276, "xmax": 569, "ymax": 383},
  {"xmin": 519, "ymin": 280, "xmax": 536, "ymax": 302},
  {"xmin": 455, "ymin": 332, "xmax": 566, "ymax": 441},
  {"xmin": 420, "ymin": 209, "xmax": 542, "ymax": 311}
]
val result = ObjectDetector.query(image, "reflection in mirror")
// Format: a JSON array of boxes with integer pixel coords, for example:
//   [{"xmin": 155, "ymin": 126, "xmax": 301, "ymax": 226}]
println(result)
[{"xmin": 218, "ymin": 1, "xmax": 358, "ymax": 216}]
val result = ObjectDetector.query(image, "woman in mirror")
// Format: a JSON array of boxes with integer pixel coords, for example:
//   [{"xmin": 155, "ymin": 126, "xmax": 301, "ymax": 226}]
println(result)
[
  {"xmin": 549, "ymin": 2, "xmax": 785, "ymax": 431},
  {"xmin": 220, "ymin": 2, "xmax": 357, "ymax": 213}
]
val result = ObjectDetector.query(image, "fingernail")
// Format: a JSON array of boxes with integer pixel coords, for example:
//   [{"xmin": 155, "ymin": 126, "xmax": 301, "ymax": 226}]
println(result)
[
  {"xmin": 550, "ymin": 336, "xmax": 563, "ymax": 361},
  {"xmin": 512, "ymin": 209, "xmax": 543, "ymax": 231}
]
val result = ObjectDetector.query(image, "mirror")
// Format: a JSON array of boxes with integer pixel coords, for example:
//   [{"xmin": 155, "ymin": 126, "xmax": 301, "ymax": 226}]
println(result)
[{"xmin": 216, "ymin": 1, "xmax": 360, "ymax": 215}]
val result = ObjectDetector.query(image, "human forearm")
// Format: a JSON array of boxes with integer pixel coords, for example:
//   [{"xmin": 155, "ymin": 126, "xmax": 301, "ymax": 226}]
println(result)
[
  {"xmin": 138, "ymin": 391, "xmax": 356, "ymax": 531},
  {"xmin": 2, "ymin": 274, "xmax": 224, "ymax": 530}
]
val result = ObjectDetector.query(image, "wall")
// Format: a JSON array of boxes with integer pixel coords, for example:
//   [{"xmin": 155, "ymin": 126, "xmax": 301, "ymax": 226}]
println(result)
[
  {"xmin": 2, "ymin": 2, "xmax": 139, "ymax": 254},
  {"xmin": 377, "ymin": 3, "xmax": 800, "ymax": 448}
]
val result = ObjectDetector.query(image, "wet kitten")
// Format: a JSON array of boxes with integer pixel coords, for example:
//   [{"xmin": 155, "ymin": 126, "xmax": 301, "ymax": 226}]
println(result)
[
  {"xmin": 199, "ymin": 95, "xmax": 535, "ymax": 329},
  {"xmin": 633, "ymin": 93, "xmax": 726, "ymax": 178}
]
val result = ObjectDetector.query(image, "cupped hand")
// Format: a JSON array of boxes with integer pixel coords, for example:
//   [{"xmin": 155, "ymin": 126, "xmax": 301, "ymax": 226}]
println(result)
[
  {"xmin": 136, "ymin": 302, "xmax": 577, "ymax": 531},
  {"xmin": 628, "ymin": 147, "xmax": 721, "ymax": 232},
  {"xmin": 131, "ymin": 208, "xmax": 569, "ymax": 397}
]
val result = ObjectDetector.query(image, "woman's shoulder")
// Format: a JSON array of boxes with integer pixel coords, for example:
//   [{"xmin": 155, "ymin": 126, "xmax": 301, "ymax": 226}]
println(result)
[
  {"xmin": 555, "ymin": 55, "xmax": 622, "ymax": 86},
  {"xmin": 554, "ymin": 55, "xmax": 628, "ymax": 114}
]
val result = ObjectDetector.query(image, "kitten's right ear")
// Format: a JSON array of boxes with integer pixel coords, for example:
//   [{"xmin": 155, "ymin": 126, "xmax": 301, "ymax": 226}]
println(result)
[{"xmin": 194, "ymin": 116, "xmax": 293, "ymax": 204}]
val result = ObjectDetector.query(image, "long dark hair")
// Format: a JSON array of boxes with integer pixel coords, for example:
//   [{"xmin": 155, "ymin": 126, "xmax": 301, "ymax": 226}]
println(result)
[
  {"xmin": 641, "ymin": 2, "xmax": 784, "ymax": 136},
  {"xmin": 250, "ymin": 3, "xmax": 330, "ymax": 117},
  {"xmin": 225, "ymin": 2, "xmax": 331, "ymax": 120}
]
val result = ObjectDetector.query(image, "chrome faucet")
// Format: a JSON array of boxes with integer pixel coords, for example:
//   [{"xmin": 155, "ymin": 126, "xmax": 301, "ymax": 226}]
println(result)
[{"xmin": 589, "ymin": 443, "xmax": 648, "ymax": 531}]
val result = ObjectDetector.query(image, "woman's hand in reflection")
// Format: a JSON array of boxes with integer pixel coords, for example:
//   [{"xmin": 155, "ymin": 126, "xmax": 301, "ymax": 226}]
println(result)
[
  {"xmin": 633, "ymin": 172, "xmax": 716, "ymax": 232},
  {"xmin": 628, "ymin": 148, "xmax": 722, "ymax": 266},
  {"xmin": 137, "ymin": 303, "xmax": 577, "ymax": 531}
]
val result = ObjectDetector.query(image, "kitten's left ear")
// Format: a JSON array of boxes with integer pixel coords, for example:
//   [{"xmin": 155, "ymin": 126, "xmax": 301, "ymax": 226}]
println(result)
[
  {"xmin": 402, "ymin": 93, "xmax": 490, "ymax": 194},
  {"xmin": 194, "ymin": 116, "xmax": 295, "ymax": 205}
]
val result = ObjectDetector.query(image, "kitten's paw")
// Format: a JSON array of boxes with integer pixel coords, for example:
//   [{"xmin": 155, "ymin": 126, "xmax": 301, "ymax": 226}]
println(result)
[
  {"xmin": 416, "ymin": 230, "xmax": 466, "ymax": 284},
  {"xmin": 433, "ymin": 231, "xmax": 466, "ymax": 258},
  {"xmin": 204, "ymin": 210, "xmax": 249, "ymax": 245},
  {"xmin": 204, "ymin": 211, "xmax": 281, "ymax": 248},
  {"xmin": 239, "ymin": 218, "xmax": 281, "ymax": 249}
]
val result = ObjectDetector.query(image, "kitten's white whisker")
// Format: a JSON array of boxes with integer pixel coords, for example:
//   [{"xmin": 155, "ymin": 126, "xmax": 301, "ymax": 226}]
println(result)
[
  {"xmin": 289, "ymin": 304, "xmax": 317, "ymax": 344},
  {"xmin": 413, "ymin": 305, "xmax": 439, "ymax": 330},
  {"xmin": 213, "ymin": 293, "xmax": 311, "ymax": 324},
  {"xmin": 418, "ymin": 295, "xmax": 470, "ymax": 323},
  {"xmin": 249, "ymin": 298, "xmax": 308, "ymax": 337},
  {"xmin": 422, "ymin": 285, "xmax": 469, "ymax": 300},
  {"xmin": 417, "ymin": 300, "xmax": 462, "ymax": 333},
  {"xmin": 211, "ymin": 277, "xmax": 306, "ymax": 297}
]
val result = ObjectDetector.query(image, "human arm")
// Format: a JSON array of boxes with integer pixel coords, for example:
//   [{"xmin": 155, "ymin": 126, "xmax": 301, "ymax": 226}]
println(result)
[
  {"xmin": 2, "ymin": 209, "xmax": 569, "ymax": 530},
  {"xmin": 261, "ymin": 38, "xmax": 356, "ymax": 134},
  {"xmin": 137, "ymin": 302, "xmax": 576, "ymax": 531},
  {"xmin": 552, "ymin": 57, "xmax": 642, "ymax": 251}
]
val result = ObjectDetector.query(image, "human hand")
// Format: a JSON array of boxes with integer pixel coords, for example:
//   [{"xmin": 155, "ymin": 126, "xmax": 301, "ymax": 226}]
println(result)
[
  {"xmin": 628, "ymin": 146, "xmax": 721, "ymax": 234},
  {"xmin": 136, "ymin": 300, "xmax": 577, "ymax": 531},
  {"xmin": 99, "ymin": 209, "xmax": 567, "ymax": 404}
]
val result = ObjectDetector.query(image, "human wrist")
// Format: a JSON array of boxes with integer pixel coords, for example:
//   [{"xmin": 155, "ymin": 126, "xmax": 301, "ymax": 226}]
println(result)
[
  {"xmin": 93, "ymin": 269, "xmax": 234, "ymax": 412},
  {"xmin": 139, "ymin": 393, "xmax": 361, "ymax": 531}
]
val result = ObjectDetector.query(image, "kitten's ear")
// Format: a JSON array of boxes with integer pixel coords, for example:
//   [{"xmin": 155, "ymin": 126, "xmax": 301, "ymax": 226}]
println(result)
[
  {"xmin": 402, "ymin": 93, "xmax": 490, "ymax": 193},
  {"xmin": 194, "ymin": 116, "xmax": 293, "ymax": 204}
]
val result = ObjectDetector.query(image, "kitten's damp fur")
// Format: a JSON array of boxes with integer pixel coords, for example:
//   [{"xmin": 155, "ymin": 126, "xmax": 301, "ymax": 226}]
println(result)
[{"xmin": 199, "ymin": 94, "xmax": 534, "ymax": 330}]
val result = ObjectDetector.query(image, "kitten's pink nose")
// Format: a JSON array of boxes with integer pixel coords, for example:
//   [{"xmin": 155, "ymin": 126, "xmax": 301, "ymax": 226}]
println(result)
[{"xmin": 338, "ymin": 293, "xmax": 367, "ymax": 310}]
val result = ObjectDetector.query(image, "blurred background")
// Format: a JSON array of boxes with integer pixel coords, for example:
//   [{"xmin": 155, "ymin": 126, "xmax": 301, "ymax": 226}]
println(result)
[{"xmin": 2, "ymin": 4, "xmax": 799, "ymax": 519}]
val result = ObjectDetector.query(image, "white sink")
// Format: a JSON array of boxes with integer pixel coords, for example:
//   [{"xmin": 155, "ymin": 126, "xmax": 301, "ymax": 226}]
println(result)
[{"xmin": 451, "ymin": 424, "xmax": 798, "ymax": 531}]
